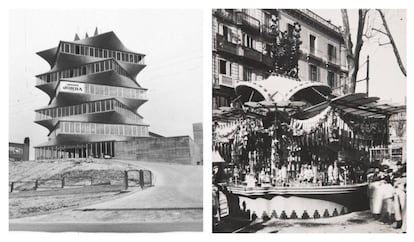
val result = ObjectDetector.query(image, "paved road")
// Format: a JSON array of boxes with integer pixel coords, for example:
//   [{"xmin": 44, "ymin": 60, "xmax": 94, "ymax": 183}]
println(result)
[
  {"xmin": 10, "ymin": 160, "xmax": 203, "ymax": 231},
  {"xmin": 83, "ymin": 160, "xmax": 203, "ymax": 209}
]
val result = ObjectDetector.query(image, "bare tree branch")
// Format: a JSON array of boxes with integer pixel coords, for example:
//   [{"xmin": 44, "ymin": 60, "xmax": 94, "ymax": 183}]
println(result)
[
  {"xmin": 341, "ymin": 9, "xmax": 368, "ymax": 94},
  {"xmin": 377, "ymin": 9, "xmax": 407, "ymax": 77}
]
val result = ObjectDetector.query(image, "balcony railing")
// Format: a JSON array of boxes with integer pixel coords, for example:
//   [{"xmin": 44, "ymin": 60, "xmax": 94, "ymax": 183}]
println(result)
[
  {"xmin": 218, "ymin": 74, "xmax": 234, "ymax": 88},
  {"xmin": 261, "ymin": 25, "xmax": 277, "ymax": 39},
  {"xmin": 302, "ymin": 48, "xmax": 342, "ymax": 67},
  {"xmin": 243, "ymin": 47, "xmax": 262, "ymax": 63},
  {"xmin": 216, "ymin": 34, "xmax": 239, "ymax": 56},
  {"xmin": 213, "ymin": 9, "xmax": 237, "ymax": 24},
  {"xmin": 327, "ymin": 55, "xmax": 339, "ymax": 67},
  {"xmin": 262, "ymin": 54, "xmax": 274, "ymax": 68},
  {"xmin": 296, "ymin": 9, "xmax": 342, "ymax": 34},
  {"xmin": 236, "ymin": 11, "xmax": 261, "ymax": 32},
  {"xmin": 242, "ymin": 46, "xmax": 273, "ymax": 69},
  {"xmin": 304, "ymin": 48, "xmax": 325, "ymax": 63}
]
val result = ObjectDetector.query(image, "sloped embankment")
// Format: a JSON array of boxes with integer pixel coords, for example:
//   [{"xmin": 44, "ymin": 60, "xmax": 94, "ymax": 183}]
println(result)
[
  {"xmin": 9, "ymin": 159, "xmax": 140, "ymax": 219},
  {"xmin": 9, "ymin": 158, "xmax": 135, "ymax": 182}
]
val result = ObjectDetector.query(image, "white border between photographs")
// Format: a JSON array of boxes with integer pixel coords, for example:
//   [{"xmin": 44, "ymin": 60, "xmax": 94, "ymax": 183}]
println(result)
[{"xmin": 1, "ymin": 0, "xmax": 413, "ymax": 241}]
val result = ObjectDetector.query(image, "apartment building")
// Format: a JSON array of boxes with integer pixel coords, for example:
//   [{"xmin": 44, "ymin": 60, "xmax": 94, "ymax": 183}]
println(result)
[{"xmin": 212, "ymin": 9, "xmax": 348, "ymax": 109}]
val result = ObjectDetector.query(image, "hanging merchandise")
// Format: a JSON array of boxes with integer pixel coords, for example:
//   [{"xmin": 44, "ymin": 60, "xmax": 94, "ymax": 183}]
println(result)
[{"xmin": 290, "ymin": 107, "xmax": 331, "ymax": 136}]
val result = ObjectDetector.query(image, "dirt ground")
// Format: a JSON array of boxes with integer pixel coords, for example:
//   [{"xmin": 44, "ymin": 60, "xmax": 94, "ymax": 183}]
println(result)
[
  {"xmin": 9, "ymin": 190, "xmax": 126, "ymax": 219},
  {"xmin": 9, "ymin": 159, "xmax": 142, "ymax": 219},
  {"xmin": 9, "ymin": 159, "xmax": 203, "ymax": 224},
  {"xmin": 9, "ymin": 158, "xmax": 138, "ymax": 182}
]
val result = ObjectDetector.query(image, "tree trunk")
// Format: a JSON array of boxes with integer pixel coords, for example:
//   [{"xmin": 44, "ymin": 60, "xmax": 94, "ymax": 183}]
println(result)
[
  {"xmin": 341, "ymin": 9, "xmax": 368, "ymax": 94},
  {"xmin": 377, "ymin": 9, "xmax": 407, "ymax": 77}
]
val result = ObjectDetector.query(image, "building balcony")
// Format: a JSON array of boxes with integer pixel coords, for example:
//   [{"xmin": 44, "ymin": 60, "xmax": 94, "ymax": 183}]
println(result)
[
  {"xmin": 243, "ymin": 46, "xmax": 262, "ymax": 63},
  {"xmin": 261, "ymin": 25, "xmax": 276, "ymax": 40},
  {"xmin": 235, "ymin": 11, "xmax": 261, "ymax": 33},
  {"xmin": 326, "ymin": 56, "xmax": 341, "ymax": 70},
  {"xmin": 305, "ymin": 49, "xmax": 325, "ymax": 63},
  {"xmin": 213, "ymin": 10, "xmax": 261, "ymax": 34},
  {"xmin": 242, "ymin": 46, "xmax": 273, "ymax": 69},
  {"xmin": 262, "ymin": 54, "xmax": 274, "ymax": 69},
  {"xmin": 213, "ymin": 9, "xmax": 237, "ymax": 24},
  {"xmin": 296, "ymin": 9, "xmax": 341, "ymax": 34},
  {"xmin": 216, "ymin": 34, "xmax": 239, "ymax": 57},
  {"xmin": 218, "ymin": 74, "xmax": 234, "ymax": 88},
  {"xmin": 301, "ymin": 49, "xmax": 346, "ymax": 72}
]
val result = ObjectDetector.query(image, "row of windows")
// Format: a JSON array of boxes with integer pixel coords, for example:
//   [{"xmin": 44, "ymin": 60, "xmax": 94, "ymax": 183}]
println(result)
[
  {"xmin": 309, "ymin": 34, "xmax": 338, "ymax": 63},
  {"xmin": 36, "ymin": 99, "xmax": 143, "ymax": 124},
  {"xmin": 216, "ymin": 57, "xmax": 263, "ymax": 82},
  {"xmin": 217, "ymin": 22, "xmax": 340, "ymax": 64},
  {"xmin": 309, "ymin": 64, "xmax": 340, "ymax": 88},
  {"xmin": 218, "ymin": 24, "xmax": 268, "ymax": 55},
  {"xmin": 55, "ymin": 121, "xmax": 149, "ymax": 137},
  {"xmin": 60, "ymin": 42, "xmax": 145, "ymax": 65},
  {"xmin": 37, "ymin": 59, "xmax": 130, "ymax": 84},
  {"xmin": 83, "ymin": 83, "xmax": 147, "ymax": 100}
]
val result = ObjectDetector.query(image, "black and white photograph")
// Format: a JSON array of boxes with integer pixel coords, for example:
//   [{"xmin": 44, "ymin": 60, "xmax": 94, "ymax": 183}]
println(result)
[
  {"xmin": 3, "ymin": 0, "xmax": 413, "ymax": 239},
  {"xmin": 8, "ymin": 9, "xmax": 203, "ymax": 232},
  {"xmin": 212, "ymin": 9, "xmax": 407, "ymax": 233}
]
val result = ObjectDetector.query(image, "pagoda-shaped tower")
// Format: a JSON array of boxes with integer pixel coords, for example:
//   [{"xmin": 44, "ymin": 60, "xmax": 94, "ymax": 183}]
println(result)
[{"xmin": 34, "ymin": 29, "xmax": 148, "ymax": 159}]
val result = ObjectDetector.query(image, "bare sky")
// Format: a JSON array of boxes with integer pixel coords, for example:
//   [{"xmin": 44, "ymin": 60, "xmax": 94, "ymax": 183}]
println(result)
[
  {"xmin": 9, "ymin": 9, "xmax": 203, "ymax": 159},
  {"xmin": 312, "ymin": 9, "xmax": 406, "ymax": 104}
]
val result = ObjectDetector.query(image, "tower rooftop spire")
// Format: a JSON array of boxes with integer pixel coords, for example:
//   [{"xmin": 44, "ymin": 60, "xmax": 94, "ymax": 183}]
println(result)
[
  {"xmin": 94, "ymin": 27, "xmax": 99, "ymax": 36},
  {"xmin": 74, "ymin": 33, "xmax": 80, "ymax": 41}
]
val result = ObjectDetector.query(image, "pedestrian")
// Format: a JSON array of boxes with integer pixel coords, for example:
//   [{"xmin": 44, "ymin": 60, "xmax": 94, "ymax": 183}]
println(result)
[
  {"xmin": 380, "ymin": 176, "xmax": 395, "ymax": 224},
  {"xmin": 281, "ymin": 163, "xmax": 287, "ymax": 186},
  {"xmin": 234, "ymin": 166, "xmax": 240, "ymax": 185},
  {"xmin": 312, "ymin": 162, "xmax": 318, "ymax": 184},
  {"xmin": 369, "ymin": 175, "xmax": 383, "ymax": 219},
  {"xmin": 333, "ymin": 161, "xmax": 339, "ymax": 184},
  {"xmin": 328, "ymin": 162, "xmax": 334, "ymax": 185},
  {"xmin": 392, "ymin": 175, "xmax": 406, "ymax": 230}
]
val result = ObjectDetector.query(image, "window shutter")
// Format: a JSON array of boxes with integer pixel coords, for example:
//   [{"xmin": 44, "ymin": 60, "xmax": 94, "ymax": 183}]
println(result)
[
  {"xmin": 334, "ymin": 73, "xmax": 338, "ymax": 88},
  {"xmin": 218, "ymin": 24, "xmax": 223, "ymax": 35},
  {"xmin": 317, "ymin": 66, "xmax": 320, "ymax": 82}
]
